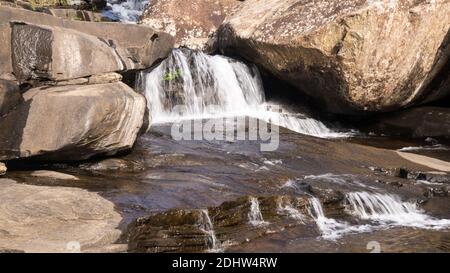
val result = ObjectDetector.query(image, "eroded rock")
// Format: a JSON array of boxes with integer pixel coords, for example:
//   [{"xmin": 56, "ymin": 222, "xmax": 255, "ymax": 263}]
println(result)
[
  {"xmin": 0, "ymin": 82, "xmax": 147, "ymax": 161},
  {"xmin": 217, "ymin": 0, "xmax": 450, "ymax": 114}
]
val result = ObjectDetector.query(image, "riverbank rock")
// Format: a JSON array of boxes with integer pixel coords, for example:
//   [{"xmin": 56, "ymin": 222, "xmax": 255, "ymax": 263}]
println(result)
[
  {"xmin": 217, "ymin": 0, "xmax": 450, "ymax": 114},
  {"xmin": 139, "ymin": 0, "xmax": 243, "ymax": 50},
  {"xmin": 0, "ymin": 178, "xmax": 122, "ymax": 253},
  {"xmin": 0, "ymin": 6, "xmax": 174, "ymax": 78},
  {"xmin": 363, "ymin": 106, "xmax": 450, "ymax": 139},
  {"xmin": 0, "ymin": 79, "xmax": 22, "ymax": 116},
  {"xmin": 0, "ymin": 82, "xmax": 147, "ymax": 161},
  {"xmin": 0, "ymin": 0, "xmax": 106, "ymax": 10}
]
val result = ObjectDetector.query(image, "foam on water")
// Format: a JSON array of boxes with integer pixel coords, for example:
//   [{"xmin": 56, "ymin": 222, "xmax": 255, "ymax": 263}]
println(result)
[
  {"xmin": 248, "ymin": 197, "xmax": 269, "ymax": 227},
  {"xmin": 103, "ymin": 0, "xmax": 149, "ymax": 23},
  {"xmin": 140, "ymin": 49, "xmax": 352, "ymax": 138},
  {"xmin": 346, "ymin": 192, "xmax": 450, "ymax": 230}
]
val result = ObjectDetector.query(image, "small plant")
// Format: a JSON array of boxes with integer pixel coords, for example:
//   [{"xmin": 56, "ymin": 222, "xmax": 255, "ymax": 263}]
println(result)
[{"xmin": 163, "ymin": 69, "xmax": 182, "ymax": 81}]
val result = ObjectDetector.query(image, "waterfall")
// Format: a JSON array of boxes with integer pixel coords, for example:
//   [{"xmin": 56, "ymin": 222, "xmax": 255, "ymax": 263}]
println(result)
[
  {"xmin": 309, "ymin": 198, "xmax": 372, "ymax": 240},
  {"xmin": 199, "ymin": 209, "xmax": 222, "ymax": 252},
  {"xmin": 140, "ymin": 49, "xmax": 352, "ymax": 138},
  {"xmin": 103, "ymin": 0, "xmax": 149, "ymax": 23},
  {"xmin": 346, "ymin": 192, "xmax": 450, "ymax": 229},
  {"xmin": 248, "ymin": 197, "xmax": 268, "ymax": 227}
]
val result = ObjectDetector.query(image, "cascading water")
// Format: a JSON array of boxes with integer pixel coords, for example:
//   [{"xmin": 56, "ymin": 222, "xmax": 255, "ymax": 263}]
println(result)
[
  {"xmin": 309, "ymin": 198, "xmax": 372, "ymax": 240},
  {"xmin": 248, "ymin": 197, "xmax": 268, "ymax": 226},
  {"xmin": 346, "ymin": 192, "xmax": 450, "ymax": 229},
  {"xmin": 140, "ymin": 49, "xmax": 352, "ymax": 138},
  {"xmin": 199, "ymin": 209, "xmax": 222, "ymax": 252},
  {"xmin": 103, "ymin": 0, "xmax": 149, "ymax": 23}
]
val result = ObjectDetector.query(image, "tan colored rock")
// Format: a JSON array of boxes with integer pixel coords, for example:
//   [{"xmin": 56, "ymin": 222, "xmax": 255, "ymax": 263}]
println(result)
[
  {"xmin": 88, "ymin": 72, "xmax": 123, "ymax": 85},
  {"xmin": 0, "ymin": 82, "xmax": 147, "ymax": 161},
  {"xmin": 140, "ymin": 0, "xmax": 243, "ymax": 50},
  {"xmin": 12, "ymin": 22, "xmax": 124, "ymax": 81},
  {"xmin": 30, "ymin": 170, "xmax": 79, "ymax": 180},
  {"xmin": 0, "ymin": 6, "xmax": 174, "ymax": 77},
  {"xmin": 0, "ymin": 178, "xmax": 122, "ymax": 253},
  {"xmin": 217, "ymin": 0, "xmax": 450, "ymax": 114},
  {"xmin": 0, "ymin": 162, "xmax": 6, "ymax": 176}
]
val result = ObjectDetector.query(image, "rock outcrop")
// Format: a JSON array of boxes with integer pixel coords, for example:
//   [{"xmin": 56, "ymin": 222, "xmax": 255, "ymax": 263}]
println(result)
[
  {"xmin": 0, "ymin": 178, "xmax": 122, "ymax": 253},
  {"xmin": 0, "ymin": 6, "xmax": 174, "ymax": 78},
  {"xmin": 140, "ymin": 0, "xmax": 243, "ymax": 50},
  {"xmin": 217, "ymin": 0, "xmax": 450, "ymax": 114},
  {"xmin": 0, "ymin": 79, "xmax": 22, "ymax": 116},
  {"xmin": 0, "ymin": 82, "xmax": 147, "ymax": 161}
]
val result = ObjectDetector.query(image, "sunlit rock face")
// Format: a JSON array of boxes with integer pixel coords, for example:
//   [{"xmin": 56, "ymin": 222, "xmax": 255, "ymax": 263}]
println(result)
[
  {"xmin": 0, "ymin": 82, "xmax": 147, "ymax": 161},
  {"xmin": 139, "ymin": 0, "xmax": 243, "ymax": 50},
  {"xmin": 217, "ymin": 0, "xmax": 450, "ymax": 114}
]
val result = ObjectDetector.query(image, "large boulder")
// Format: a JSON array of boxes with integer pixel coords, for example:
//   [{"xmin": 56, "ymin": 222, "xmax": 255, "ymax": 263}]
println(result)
[
  {"xmin": 139, "ymin": 0, "xmax": 243, "ymax": 50},
  {"xmin": 0, "ymin": 82, "xmax": 147, "ymax": 161},
  {"xmin": 0, "ymin": 6, "xmax": 174, "ymax": 78},
  {"xmin": 217, "ymin": 0, "xmax": 450, "ymax": 114},
  {"xmin": 11, "ymin": 22, "xmax": 124, "ymax": 81},
  {"xmin": 0, "ymin": 178, "xmax": 122, "ymax": 253},
  {"xmin": 0, "ymin": 79, "xmax": 22, "ymax": 116}
]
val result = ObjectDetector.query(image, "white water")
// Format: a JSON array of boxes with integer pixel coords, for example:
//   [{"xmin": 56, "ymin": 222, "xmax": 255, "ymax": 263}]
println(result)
[
  {"xmin": 248, "ymin": 197, "xmax": 268, "ymax": 227},
  {"xmin": 103, "ymin": 0, "xmax": 149, "ymax": 23},
  {"xmin": 346, "ymin": 192, "xmax": 450, "ymax": 230},
  {"xmin": 309, "ymin": 198, "xmax": 372, "ymax": 240},
  {"xmin": 199, "ymin": 209, "xmax": 222, "ymax": 252},
  {"xmin": 140, "ymin": 49, "xmax": 352, "ymax": 138}
]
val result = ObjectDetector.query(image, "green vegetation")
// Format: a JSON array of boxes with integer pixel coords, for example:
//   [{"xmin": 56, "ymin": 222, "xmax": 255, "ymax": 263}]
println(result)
[{"xmin": 163, "ymin": 69, "xmax": 182, "ymax": 81}]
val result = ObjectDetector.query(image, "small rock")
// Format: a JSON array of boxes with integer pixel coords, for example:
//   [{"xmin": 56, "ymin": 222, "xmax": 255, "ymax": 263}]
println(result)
[
  {"xmin": 30, "ymin": 170, "xmax": 79, "ymax": 180},
  {"xmin": 0, "ymin": 162, "xmax": 6, "ymax": 176},
  {"xmin": 389, "ymin": 168, "xmax": 409, "ymax": 179}
]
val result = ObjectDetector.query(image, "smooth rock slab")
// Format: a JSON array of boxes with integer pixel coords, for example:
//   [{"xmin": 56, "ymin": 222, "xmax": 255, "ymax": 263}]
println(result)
[
  {"xmin": 0, "ymin": 82, "xmax": 147, "ymax": 161},
  {"xmin": 0, "ymin": 178, "xmax": 122, "ymax": 253}
]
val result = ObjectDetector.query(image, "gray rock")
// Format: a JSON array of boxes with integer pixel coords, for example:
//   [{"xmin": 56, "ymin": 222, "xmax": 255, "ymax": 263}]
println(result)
[
  {"xmin": 0, "ymin": 6, "xmax": 174, "ymax": 77},
  {"xmin": 0, "ymin": 178, "xmax": 122, "ymax": 253},
  {"xmin": 0, "ymin": 79, "xmax": 22, "ymax": 116},
  {"xmin": 11, "ymin": 22, "xmax": 124, "ymax": 81},
  {"xmin": 217, "ymin": 0, "xmax": 450, "ymax": 114},
  {"xmin": 0, "ymin": 82, "xmax": 147, "ymax": 161}
]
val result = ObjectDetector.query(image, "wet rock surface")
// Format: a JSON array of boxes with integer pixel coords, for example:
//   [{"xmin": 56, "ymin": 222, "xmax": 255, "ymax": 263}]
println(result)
[
  {"xmin": 216, "ymin": 0, "xmax": 450, "ymax": 114},
  {"xmin": 4, "ymin": 123, "xmax": 449, "ymax": 252}
]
